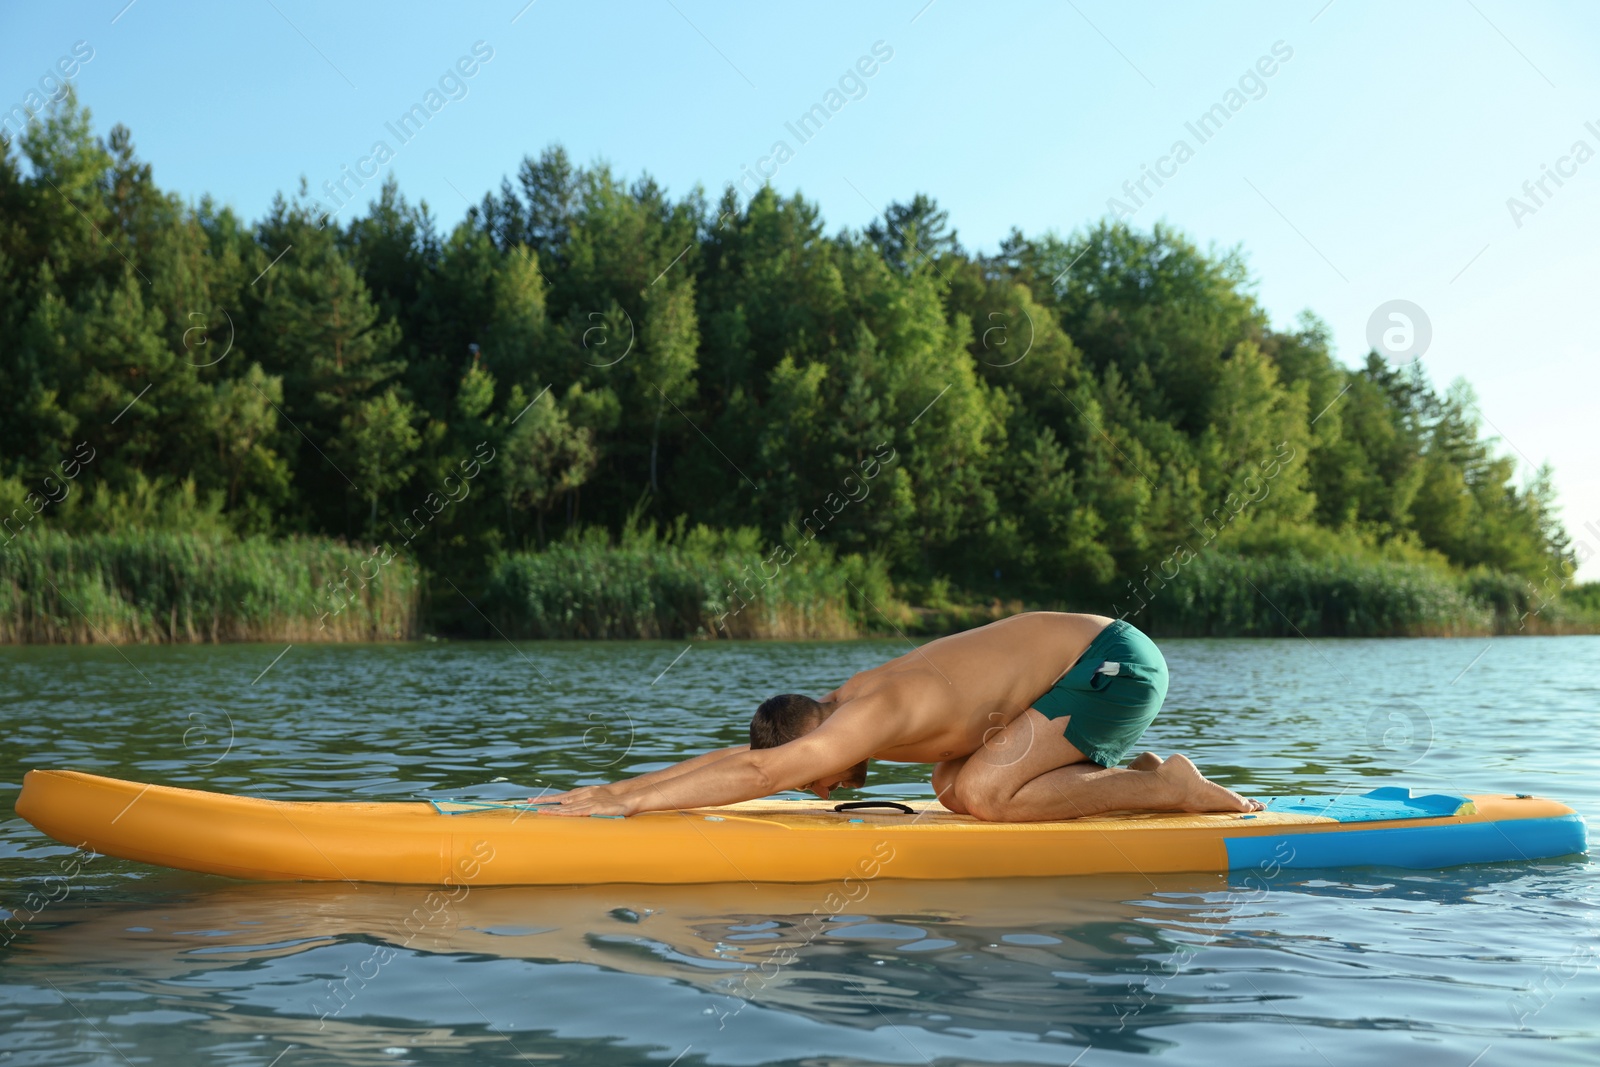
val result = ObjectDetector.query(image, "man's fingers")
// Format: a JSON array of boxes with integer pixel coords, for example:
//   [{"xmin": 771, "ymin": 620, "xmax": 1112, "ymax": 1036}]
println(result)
[{"xmin": 527, "ymin": 787, "xmax": 601, "ymax": 804}]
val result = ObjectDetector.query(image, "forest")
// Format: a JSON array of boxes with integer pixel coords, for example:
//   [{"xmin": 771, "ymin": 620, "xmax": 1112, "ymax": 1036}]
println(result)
[{"xmin": 1, "ymin": 90, "xmax": 1593, "ymax": 641}]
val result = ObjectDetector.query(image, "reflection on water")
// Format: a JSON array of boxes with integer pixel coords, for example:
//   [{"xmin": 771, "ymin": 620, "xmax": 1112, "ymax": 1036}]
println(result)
[
  {"xmin": 11, "ymin": 863, "xmax": 1595, "ymax": 1066},
  {"xmin": 3, "ymin": 636, "xmax": 1598, "ymax": 1065}
]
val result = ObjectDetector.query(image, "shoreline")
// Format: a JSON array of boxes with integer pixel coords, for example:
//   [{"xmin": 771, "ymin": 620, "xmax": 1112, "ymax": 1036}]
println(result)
[
  {"xmin": 4, "ymin": 617, "xmax": 1596, "ymax": 646},
  {"xmin": 5, "ymin": 531, "xmax": 1595, "ymax": 645}
]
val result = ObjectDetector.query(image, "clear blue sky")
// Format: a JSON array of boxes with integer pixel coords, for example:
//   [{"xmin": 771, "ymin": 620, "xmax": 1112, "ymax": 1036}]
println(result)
[{"xmin": 6, "ymin": 1, "xmax": 1598, "ymax": 578}]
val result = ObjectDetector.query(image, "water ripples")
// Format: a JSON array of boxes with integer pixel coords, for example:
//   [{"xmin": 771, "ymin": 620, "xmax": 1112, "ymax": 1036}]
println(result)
[{"xmin": 2, "ymin": 635, "xmax": 1596, "ymax": 1065}]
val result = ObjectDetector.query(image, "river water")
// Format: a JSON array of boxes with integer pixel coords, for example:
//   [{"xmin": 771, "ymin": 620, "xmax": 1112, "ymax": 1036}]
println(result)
[{"xmin": 2, "ymin": 635, "xmax": 1597, "ymax": 1066}]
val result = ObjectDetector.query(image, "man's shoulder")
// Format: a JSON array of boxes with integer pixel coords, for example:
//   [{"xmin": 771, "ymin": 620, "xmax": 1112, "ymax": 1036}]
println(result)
[{"xmin": 841, "ymin": 665, "xmax": 951, "ymax": 706}]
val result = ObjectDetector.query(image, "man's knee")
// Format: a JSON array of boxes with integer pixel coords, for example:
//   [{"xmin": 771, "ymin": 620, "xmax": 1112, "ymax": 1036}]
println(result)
[
  {"xmin": 959, "ymin": 780, "xmax": 1019, "ymax": 822},
  {"xmin": 964, "ymin": 795, "xmax": 1020, "ymax": 822},
  {"xmin": 938, "ymin": 789, "xmax": 971, "ymax": 815},
  {"xmin": 931, "ymin": 757, "xmax": 968, "ymax": 812}
]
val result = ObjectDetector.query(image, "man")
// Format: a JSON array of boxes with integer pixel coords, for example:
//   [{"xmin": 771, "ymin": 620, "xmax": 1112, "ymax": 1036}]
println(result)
[{"xmin": 539, "ymin": 611, "xmax": 1262, "ymax": 821}]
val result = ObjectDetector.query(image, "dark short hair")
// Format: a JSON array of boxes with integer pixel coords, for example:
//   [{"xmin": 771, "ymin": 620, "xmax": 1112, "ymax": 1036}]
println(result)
[{"xmin": 750, "ymin": 694, "xmax": 824, "ymax": 749}]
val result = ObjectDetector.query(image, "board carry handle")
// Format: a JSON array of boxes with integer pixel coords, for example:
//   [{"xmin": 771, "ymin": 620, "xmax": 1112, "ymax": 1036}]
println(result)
[{"xmin": 832, "ymin": 800, "xmax": 914, "ymax": 814}]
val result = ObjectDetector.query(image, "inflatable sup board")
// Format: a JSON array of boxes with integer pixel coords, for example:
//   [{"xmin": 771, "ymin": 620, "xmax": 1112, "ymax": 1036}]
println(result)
[{"xmin": 14, "ymin": 769, "xmax": 1587, "ymax": 886}]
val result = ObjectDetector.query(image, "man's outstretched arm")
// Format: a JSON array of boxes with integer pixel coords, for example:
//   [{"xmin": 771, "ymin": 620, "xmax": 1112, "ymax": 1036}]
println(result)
[
  {"xmin": 533, "ymin": 745, "xmax": 749, "ymax": 804},
  {"xmin": 544, "ymin": 711, "xmax": 881, "ymax": 817}
]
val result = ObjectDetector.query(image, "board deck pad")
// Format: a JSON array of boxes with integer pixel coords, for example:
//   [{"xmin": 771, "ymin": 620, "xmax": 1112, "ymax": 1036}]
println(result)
[
  {"xmin": 1261, "ymin": 787, "xmax": 1475, "ymax": 823},
  {"xmin": 429, "ymin": 798, "xmax": 560, "ymax": 815}
]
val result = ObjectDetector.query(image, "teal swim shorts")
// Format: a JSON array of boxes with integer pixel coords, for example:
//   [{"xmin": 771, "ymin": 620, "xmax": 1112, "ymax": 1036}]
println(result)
[{"xmin": 1029, "ymin": 619, "xmax": 1168, "ymax": 767}]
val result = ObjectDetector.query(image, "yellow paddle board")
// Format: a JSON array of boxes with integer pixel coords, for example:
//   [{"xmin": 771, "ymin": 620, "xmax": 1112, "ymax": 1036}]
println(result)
[{"xmin": 13, "ymin": 769, "xmax": 1587, "ymax": 886}]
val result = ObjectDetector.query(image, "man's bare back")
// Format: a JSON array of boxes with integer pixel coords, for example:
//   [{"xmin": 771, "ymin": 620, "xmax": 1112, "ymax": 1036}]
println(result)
[
  {"xmin": 538, "ymin": 612, "xmax": 1262, "ymax": 821},
  {"xmin": 823, "ymin": 611, "xmax": 1115, "ymax": 765}
]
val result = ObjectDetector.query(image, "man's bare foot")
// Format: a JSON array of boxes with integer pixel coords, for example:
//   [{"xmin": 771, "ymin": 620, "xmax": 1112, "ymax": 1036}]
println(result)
[
  {"xmin": 1155, "ymin": 754, "xmax": 1264, "ymax": 813},
  {"xmin": 1128, "ymin": 751, "xmax": 1163, "ymax": 772}
]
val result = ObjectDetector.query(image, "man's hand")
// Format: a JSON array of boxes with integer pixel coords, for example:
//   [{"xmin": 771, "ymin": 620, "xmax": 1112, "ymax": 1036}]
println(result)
[
  {"xmin": 539, "ymin": 792, "xmax": 635, "ymax": 818},
  {"xmin": 527, "ymin": 784, "xmax": 615, "ymax": 806},
  {"xmin": 524, "ymin": 708, "xmax": 884, "ymax": 818},
  {"xmin": 527, "ymin": 745, "xmax": 752, "ymax": 809}
]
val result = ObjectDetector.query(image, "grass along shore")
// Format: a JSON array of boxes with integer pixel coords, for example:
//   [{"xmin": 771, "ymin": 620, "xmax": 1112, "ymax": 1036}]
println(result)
[
  {"xmin": 1, "ymin": 529, "xmax": 1594, "ymax": 643},
  {"xmin": 0, "ymin": 531, "xmax": 419, "ymax": 643},
  {"xmin": 480, "ymin": 526, "xmax": 901, "ymax": 640}
]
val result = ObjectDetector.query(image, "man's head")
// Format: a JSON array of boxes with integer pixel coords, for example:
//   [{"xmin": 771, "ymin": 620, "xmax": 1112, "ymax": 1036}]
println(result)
[
  {"xmin": 749, "ymin": 693, "xmax": 825, "ymax": 748},
  {"xmin": 749, "ymin": 693, "xmax": 868, "ymax": 800}
]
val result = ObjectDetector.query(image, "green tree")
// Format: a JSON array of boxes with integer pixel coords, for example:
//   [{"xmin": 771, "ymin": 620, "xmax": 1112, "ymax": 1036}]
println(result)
[
  {"xmin": 639, "ymin": 277, "xmax": 699, "ymax": 493},
  {"xmin": 251, "ymin": 194, "xmax": 402, "ymax": 533},
  {"xmin": 334, "ymin": 386, "xmax": 421, "ymax": 536},
  {"xmin": 866, "ymin": 193, "xmax": 959, "ymax": 274},
  {"xmin": 0, "ymin": 104, "xmax": 1578, "ymax": 625},
  {"xmin": 501, "ymin": 385, "xmax": 597, "ymax": 546},
  {"xmin": 203, "ymin": 363, "xmax": 290, "ymax": 528}
]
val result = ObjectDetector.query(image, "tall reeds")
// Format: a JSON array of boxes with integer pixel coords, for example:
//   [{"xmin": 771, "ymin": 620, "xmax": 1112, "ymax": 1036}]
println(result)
[
  {"xmin": 0, "ymin": 531, "xmax": 420, "ymax": 643},
  {"xmin": 2, "ymin": 529, "xmax": 1592, "ymax": 643},
  {"xmin": 482, "ymin": 525, "xmax": 904, "ymax": 639},
  {"xmin": 1134, "ymin": 552, "xmax": 1600, "ymax": 637}
]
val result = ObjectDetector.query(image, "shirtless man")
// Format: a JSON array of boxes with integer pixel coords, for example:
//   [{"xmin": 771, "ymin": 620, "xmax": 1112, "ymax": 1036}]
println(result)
[{"xmin": 540, "ymin": 612, "xmax": 1262, "ymax": 821}]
